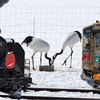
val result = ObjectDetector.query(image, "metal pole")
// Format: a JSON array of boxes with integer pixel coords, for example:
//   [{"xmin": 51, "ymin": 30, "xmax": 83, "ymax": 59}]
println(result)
[
  {"xmin": 32, "ymin": 17, "xmax": 35, "ymax": 70},
  {"xmin": 33, "ymin": 17, "xmax": 35, "ymax": 37}
]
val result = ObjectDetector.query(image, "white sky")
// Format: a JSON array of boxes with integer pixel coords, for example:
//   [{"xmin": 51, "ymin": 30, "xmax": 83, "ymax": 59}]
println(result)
[{"xmin": 3, "ymin": 0, "xmax": 100, "ymax": 7}]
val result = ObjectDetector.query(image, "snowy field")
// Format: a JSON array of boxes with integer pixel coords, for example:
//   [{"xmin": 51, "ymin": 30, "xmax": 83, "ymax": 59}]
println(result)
[
  {"xmin": 0, "ymin": 0, "xmax": 100, "ymax": 99},
  {"xmin": 1, "ymin": 68, "xmax": 100, "ymax": 99}
]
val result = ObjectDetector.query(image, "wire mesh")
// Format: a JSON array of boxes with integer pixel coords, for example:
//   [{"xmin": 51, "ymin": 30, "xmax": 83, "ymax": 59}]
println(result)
[{"xmin": 0, "ymin": 6, "xmax": 100, "ymax": 68}]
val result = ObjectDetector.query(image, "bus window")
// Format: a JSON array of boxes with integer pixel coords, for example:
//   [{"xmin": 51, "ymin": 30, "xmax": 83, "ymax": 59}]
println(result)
[
  {"xmin": 96, "ymin": 34, "xmax": 100, "ymax": 50},
  {"xmin": 83, "ymin": 33, "xmax": 90, "ymax": 49}
]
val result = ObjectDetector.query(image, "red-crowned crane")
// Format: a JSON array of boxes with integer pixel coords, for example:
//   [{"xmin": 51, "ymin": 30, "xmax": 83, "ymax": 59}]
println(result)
[
  {"xmin": 52, "ymin": 31, "xmax": 82, "ymax": 68},
  {"xmin": 21, "ymin": 36, "xmax": 52, "ymax": 70}
]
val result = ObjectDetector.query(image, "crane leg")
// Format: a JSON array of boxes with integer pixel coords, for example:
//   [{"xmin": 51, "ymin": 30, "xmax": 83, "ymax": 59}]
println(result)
[
  {"xmin": 32, "ymin": 53, "xmax": 35, "ymax": 70},
  {"xmin": 62, "ymin": 48, "xmax": 73, "ymax": 67},
  {"xmin": 70, "ymin": 49, "xmax": 73, "ymax": 68},
  {"xmin": 62, "ymin": 54, "xmax": 71, "ymax": 66},
  {"xmin": 40, "ymin": 53, "xmax": 42, "ymax": 66}
]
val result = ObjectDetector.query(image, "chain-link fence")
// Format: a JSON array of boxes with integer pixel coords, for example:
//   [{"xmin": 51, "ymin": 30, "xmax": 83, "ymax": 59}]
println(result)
[{"xmin": 0, "ymin": 6, "xmax": 100, "ymax": 69}]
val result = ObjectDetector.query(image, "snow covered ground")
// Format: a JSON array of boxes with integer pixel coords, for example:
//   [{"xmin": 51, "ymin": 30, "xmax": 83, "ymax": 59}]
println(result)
[
  {"xmin": 0, "ymin": 0, "xmax": 100, "ymax": 99},
  {"xmin": 1, "ymin": 67, "xmax": 100, "ymax": 99},
  {"xmin": 23, "ymin": 67, "xmax": 100, "ymax": 99}
]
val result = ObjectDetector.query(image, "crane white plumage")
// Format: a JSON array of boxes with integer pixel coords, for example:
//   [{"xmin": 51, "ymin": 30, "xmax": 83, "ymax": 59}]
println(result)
[
  {"xmin": 52, "ymin": 31, "xmax": 82, "ymax": 68},
  {"xmin": 21, "ymin": 36, "xmax": 52, "ymax": 70}
]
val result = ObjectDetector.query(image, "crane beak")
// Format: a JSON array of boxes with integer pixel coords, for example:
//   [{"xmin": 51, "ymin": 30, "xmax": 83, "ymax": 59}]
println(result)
[
  {"xmin": 21, "ymin": 41, "xmax": 28, "ymax": 47},
  {"xmin": 21, "ymin": 40, "xmax": 25, "ymax": 45},
  {"xmin": 21, "ymin": 42, "xmax": 23, "ymax": 45},
  {"xmin": 52, "ymin": 55, "xmax": 55, "ymax": 64}
]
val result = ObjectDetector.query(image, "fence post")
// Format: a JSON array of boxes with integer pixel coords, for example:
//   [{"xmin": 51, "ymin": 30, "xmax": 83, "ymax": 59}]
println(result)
[{"xmin": 33, "ymin": 17, "xmax": 35, "ymax": 37}]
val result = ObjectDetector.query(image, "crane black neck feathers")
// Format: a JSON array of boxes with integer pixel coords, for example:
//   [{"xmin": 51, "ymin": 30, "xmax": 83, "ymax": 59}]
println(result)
[
  {"xmin": 74, "ymin": 31, "xmax": 82, "ymax": 41},
  {"xmin": 52, "ymin": 49, "xmax": 63, "ymax": 64},
  {"xmin": 45, "ymin": 53, "xmax": 52, "ymax": 65},
  {"xmin": 21, "ymin": 36, "xmax": 34, "ymax": 46},
  {"xmin": 55, "ymin": 49, "xmax": 63, "ymax": 57}
]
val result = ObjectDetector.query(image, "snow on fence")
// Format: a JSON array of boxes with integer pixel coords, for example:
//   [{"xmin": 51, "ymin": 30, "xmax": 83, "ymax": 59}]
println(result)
[{"xmin": 0, "ymin": 6, "xmax": 100, "ymax": 69}]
